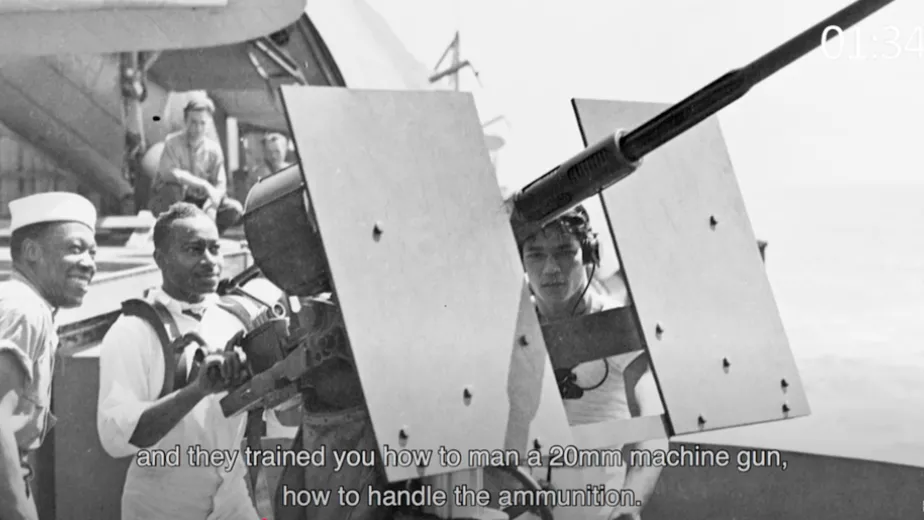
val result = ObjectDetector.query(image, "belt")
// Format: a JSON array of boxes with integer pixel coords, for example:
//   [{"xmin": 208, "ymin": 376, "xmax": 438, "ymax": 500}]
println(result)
[
  {"xmin": 19, "ymin": 449, "xmax": 33, "ymax": 498},
  {"xmin": 184, "ymin": 195, "xmax": 209, "ymax": 205},
  {"xmin": 184, "ymin": 195, "xmax": 222, "ymax": 212}
]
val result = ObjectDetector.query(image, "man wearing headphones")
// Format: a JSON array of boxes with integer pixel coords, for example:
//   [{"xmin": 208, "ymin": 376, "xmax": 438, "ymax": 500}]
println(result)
[{"xmin": 516, "ymin": 204, "xmax": 666, "ymax": 520}]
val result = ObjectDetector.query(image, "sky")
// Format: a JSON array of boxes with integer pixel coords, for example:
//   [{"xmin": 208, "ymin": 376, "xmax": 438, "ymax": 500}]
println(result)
[
  {"xmin": 366, "ymin": 0, "xmax": 924, "ymax": 274},
  {"xmin": 365, "ymin": 0, "xmax": 924, "ymax": 182}
]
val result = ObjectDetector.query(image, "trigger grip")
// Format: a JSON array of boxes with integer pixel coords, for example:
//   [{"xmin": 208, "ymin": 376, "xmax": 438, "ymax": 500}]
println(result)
[
  {"xmin": 225, "ymin": 329, "xmax": 245, "ymax": 352},
  {"xmin": 179, "ymin": 332, "xmax": 208, "ymax": 349}
]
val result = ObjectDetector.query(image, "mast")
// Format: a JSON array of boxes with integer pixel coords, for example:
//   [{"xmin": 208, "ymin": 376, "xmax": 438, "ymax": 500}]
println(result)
[
  {"xmin": 429, "ymin": 17, "xmax": 509, "ymax": 172},
  {"xmin": 119, "ymin": 51, "xmax": 159, "ymax": 214},
  {"xmin": 430, "ymin": 31, "xmax": 465, "ymax": 89}
]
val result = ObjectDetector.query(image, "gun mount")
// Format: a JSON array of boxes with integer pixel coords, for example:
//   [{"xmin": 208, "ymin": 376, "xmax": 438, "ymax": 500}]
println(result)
[{"xmin": 220, "ymin": 0, "xmax": 894, "ymax": 518}]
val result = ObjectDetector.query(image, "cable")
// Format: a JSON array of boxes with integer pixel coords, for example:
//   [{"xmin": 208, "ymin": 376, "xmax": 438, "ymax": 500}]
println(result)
[
  {"xmin": 569, "ymin": 263, "xmax": 597, "ymax": 315},
  {"xmin": 548, "ymin": 262, "xmax": 602, "ymax": 486},
  {"xmin": 576, "ymin": 359, "xmax": 610, "ymax": 392}
]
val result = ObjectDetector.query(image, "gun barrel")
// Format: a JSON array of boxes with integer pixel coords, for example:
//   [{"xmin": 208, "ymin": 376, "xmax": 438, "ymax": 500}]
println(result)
[
  {"xmin": 511, "ymin": 0, "xmax": 895, "ymax": 239},
  {"xmin": 511, "ymin": 130, "xmax": 637, "ymax": 233},
  {"xmin": 621, "ymin": 0, "xmax": 895, "ymax": 162}
]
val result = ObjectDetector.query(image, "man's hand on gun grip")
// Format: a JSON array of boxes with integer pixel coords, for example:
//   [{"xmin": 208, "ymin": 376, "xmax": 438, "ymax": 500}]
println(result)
[{"xmin": 195, "ymin": 349, "xmax": 247, "ymax": 394}]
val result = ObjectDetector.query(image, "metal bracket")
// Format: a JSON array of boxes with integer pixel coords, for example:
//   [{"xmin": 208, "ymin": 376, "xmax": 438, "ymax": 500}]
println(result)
[
  {"xmin": 541, "ymin": 306, "xmax": 643, "ymax": 369},
  {"xmin": 252, "ymin": 36, "xmax": 307, "ymax": 85}
]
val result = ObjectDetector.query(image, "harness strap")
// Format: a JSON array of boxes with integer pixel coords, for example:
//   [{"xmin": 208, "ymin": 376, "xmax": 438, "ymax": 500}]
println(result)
[
  {"xmin": 244, "ymin": 408, "xmax": 266, "ymax": 491},
  {"xmin": 121, "ymin": 299, "xmax": 183, "ymax": 399},
  {"xmin": 216, "ymin": 297, "xmax": 255, "ymax": 331},
  {"xmin": 122, "ymin": 292, "xmax": 270, "ymax": 496},
  {"xmin": 217, "ymin": 294, "xmax": 268, "ymax": 493}
]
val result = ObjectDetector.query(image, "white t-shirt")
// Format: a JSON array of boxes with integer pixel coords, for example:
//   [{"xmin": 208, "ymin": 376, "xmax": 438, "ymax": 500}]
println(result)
[{"xmin": 535, "ymin": 291, "xmax": 653, "ymax": 520}]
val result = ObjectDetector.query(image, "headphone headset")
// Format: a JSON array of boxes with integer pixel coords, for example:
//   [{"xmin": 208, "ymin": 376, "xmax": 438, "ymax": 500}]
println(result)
[
  {"xmin": 560, "ymin": 204, "xmax": 600, "ymax": 267},
  {"xmin": 580, "ymin": 232, "xmax": 600, "ymax": 267},
  {"xmin": 517, "ymin": 205, "xmax": 602, "ymax": 267}
]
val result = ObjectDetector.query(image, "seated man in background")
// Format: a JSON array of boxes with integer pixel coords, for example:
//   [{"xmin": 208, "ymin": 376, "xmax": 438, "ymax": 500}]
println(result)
[
  {"xmin": 234, "ymin": 132, "xmax": 293, "ymax": 204},
  {"xmin": 258, "ymin": 132, "xmax": 292, "ymax": 178},
  {"xmin": 498, "ymin": 204, "xmax": 666, "ymax": 520},
  {"xmin": 149, "ymin": 98, "xmax": 243, "ymax": 235}
]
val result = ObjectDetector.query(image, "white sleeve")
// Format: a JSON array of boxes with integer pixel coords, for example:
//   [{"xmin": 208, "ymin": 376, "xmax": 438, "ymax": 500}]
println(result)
[
  {"xmin": 96, "ymin": 316, "xmax": 165, "ymax": 458},
  {"xmin": 606, "ymin": 350, "xmax": 643, "ymax": 371},
  {"xmin": 0, "ymin": 341, "xmax": 31, "ymax": 385}
]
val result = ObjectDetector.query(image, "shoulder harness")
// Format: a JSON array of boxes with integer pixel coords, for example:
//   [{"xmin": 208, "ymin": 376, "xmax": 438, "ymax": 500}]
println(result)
[
  {"xmin": 119, "ymin": 293, "xmax": 254, "ymax": 398},
  {"xmin": 119, "ymin": 291, "xmax": 266, "ymax": 493}
]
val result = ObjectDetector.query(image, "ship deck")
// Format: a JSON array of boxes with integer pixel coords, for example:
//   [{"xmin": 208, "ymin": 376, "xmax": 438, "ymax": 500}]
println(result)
[
  {"xmin": 0, "ymin": 220, "xmax": 246, "ymax": 284},
  {"xmin": 0, "ymin": 221, "xmax": 251, "ymax": 349},
  {"xmin": 0, "ymin": 245, "xmax": 154, "ymax": 282}
]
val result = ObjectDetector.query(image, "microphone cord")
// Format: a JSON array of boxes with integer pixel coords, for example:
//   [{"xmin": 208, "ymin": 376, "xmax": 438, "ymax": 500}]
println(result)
[{"xmin": 548, "ymin": 263, "xmax": 602, "ymax": 485}]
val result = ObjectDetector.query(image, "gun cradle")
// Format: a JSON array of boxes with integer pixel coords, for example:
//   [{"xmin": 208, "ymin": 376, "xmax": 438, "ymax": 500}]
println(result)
[
  {"xmin": 220, "ymin": 297, "xmax": 354, "ymax": 417},
  {"xmin": 220, "ymin": 346, "xmax": 304, "ymax": 416}
]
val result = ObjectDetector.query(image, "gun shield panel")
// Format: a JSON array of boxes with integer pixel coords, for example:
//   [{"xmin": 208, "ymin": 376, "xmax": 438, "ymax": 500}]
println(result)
[
  {"xmin": 572, "ymin": 98, "xmax": 809, "ymax": 435},
  {"xmin": 279, "ymin": 87, "xmax": 572, "ymax": 482}
]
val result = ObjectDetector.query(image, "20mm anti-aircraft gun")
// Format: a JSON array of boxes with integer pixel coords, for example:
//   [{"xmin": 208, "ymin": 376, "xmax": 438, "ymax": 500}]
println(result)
[{"xmin": 218, "ymin": 0, "xmax": 895, "ymax": 517}]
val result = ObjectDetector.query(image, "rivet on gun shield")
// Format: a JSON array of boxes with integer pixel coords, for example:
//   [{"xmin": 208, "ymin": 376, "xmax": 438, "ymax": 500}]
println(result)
[
  {"xmin": 462, "ymin": 386, "xmax": 473, "ymax": 404},
  {"xmin": 372, "ymin": 222, "xmax": 383, "ymax": 241},
  {"xmin": 517, "ymin": 335, "xmax": 529, "ymax": 347},
  {"xmin": 722, "ymin": 357, "xmax": 731, "ymax": 372},
  {"xmin": 655, "ymin": 323, "xmax": 664, "ymax": 340},
  {"xmin": 709, "ymin": 215, "xmax": 718, "ymax": 229}
]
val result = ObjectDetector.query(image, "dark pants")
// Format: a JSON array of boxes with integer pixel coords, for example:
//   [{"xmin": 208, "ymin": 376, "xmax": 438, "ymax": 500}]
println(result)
[
  {"xmin": 274, "ymin": 407, "xmax": 391, "ymax": 520},
  {"xmin": 186, "ymin": 196, "xmax": 244, "ymax": 235}
]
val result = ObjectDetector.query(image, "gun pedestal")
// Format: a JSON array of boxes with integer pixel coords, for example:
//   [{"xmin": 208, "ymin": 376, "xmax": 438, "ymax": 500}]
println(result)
[{"xmin": 419, "ymin": 469, "xmax": 507, "ymax": 520}]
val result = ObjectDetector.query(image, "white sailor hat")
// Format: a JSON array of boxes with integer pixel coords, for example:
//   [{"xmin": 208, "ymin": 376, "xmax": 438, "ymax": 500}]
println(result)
[{"xmin": 8, "ymin": 192, "xmax": 97, "ymax": 234}]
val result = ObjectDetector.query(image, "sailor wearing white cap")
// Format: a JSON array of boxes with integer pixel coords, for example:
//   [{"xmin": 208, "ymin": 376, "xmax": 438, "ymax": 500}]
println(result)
[{"xmin": 0, "ymin": 191, "xmax": 97, "ymax": 520}]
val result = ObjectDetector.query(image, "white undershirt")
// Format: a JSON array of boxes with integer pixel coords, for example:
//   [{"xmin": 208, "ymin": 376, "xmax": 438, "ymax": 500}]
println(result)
[{"xmin": 96, "ymin": 288, "xmax": 258, "ymax": 520}]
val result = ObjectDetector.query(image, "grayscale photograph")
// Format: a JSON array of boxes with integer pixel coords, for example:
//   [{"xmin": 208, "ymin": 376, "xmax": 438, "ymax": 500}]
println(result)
[{"xmin": 0, "ymin": 0, "xmax": 921, "ymax": 519}]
